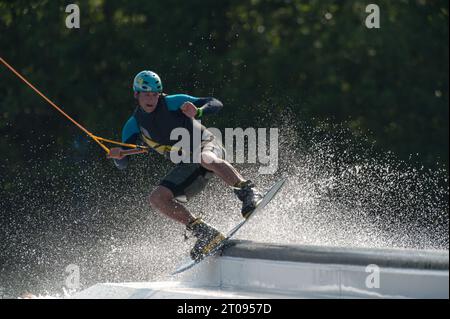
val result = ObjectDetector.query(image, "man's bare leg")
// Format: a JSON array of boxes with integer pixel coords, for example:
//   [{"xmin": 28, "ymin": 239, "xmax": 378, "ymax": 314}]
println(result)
[
  {"xmin": 149, "ymin": 152, "xmax": 251, "ymax": 225},
  {"xmin": 149, "ymin": 186, "xmax": 195, "ymax": 225},
  {"xmin": 201, "ymin": 150, "xmax": 263, "ymax": 218},
  {"xmin": 149, "ymin": 184, "xmax": 224, "ymax": 260},
  {"xmin": 200, "ymin": 151, "xmax": 245, "ymax": 187}
]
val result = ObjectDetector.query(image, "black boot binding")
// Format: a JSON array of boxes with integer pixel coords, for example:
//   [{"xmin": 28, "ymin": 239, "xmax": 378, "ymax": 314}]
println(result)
[
  {"xmin": 233, "ymin": 180, "xmax": 264, "ymax": 219},
  {"xmin": 186, "ymin": 218, "xmax": 225, "ymax": 261}
]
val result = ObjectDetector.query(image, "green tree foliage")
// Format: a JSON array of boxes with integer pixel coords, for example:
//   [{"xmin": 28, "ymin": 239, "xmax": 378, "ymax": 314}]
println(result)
[
  {"xmin": 0, "ymin": 1, "xmax": 448, "ymax": 296},
  {"xmin": 0, "ymin": 0, "xmax": 448, "ymax": 178}
]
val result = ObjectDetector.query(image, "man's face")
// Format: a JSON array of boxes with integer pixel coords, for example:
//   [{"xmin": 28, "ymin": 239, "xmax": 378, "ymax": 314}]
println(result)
[{"xmin": 136, "ymin": 92, "xmax": 160, "ymax": 113}]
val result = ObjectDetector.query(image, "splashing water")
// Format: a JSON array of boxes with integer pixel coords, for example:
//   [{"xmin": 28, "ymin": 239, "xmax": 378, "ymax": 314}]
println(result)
[{"xmin": 0, "ymin": 116, "xmax": 448, "ymax": 298}]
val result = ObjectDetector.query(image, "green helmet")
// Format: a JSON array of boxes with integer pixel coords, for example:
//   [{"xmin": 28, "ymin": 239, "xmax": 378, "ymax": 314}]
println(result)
[{"xmin": 133, "ymin": 70, "xmax": 163, "ymax": 93}]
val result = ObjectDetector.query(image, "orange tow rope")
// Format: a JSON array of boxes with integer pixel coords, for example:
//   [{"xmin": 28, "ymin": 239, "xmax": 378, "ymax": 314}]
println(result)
[{"xmin": 0, "ymin": 57, "xmax": 148, "ymax": 155}]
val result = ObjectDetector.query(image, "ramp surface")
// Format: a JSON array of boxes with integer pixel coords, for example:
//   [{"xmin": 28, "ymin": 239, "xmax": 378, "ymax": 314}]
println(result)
[{"xmin": 74, "ymin": 240, "xmax": 449, "ymax": 299}]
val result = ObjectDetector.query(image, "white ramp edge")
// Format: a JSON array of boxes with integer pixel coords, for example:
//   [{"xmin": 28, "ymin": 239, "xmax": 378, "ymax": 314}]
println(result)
[{"xmin": 73, "ymin": 240, "xmax": 449, "ymax": 299}]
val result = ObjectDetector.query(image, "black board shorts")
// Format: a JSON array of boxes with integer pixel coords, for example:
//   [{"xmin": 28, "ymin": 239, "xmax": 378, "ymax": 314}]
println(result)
[{"xmin": 159, "ymin": 137, "xmax": 226, "ymax": 200}]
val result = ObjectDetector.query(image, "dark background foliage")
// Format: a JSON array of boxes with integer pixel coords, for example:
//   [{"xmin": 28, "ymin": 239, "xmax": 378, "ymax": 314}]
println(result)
[{"xmin": 0, "ymin": 0, "xmax": 448, "ymax": 297}]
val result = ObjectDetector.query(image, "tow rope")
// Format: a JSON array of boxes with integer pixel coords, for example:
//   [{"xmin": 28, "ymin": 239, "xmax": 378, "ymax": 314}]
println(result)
[{"xmin": 0, "ymin": 57, "xmax": 148, "ymax": 157}]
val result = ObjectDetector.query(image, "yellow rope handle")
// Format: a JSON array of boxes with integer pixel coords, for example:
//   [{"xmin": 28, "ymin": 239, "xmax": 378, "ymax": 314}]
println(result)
[
  {"xmin": 0, "ymin": 57, "xmax": 144, "ymax": 155},
  {"xmin": 120, "ymin": 148, "xmax": 148, "ymax": 156},
  {"xmin": 93, "ymin": 136, "xmax": 148, "ymax": 150}
]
